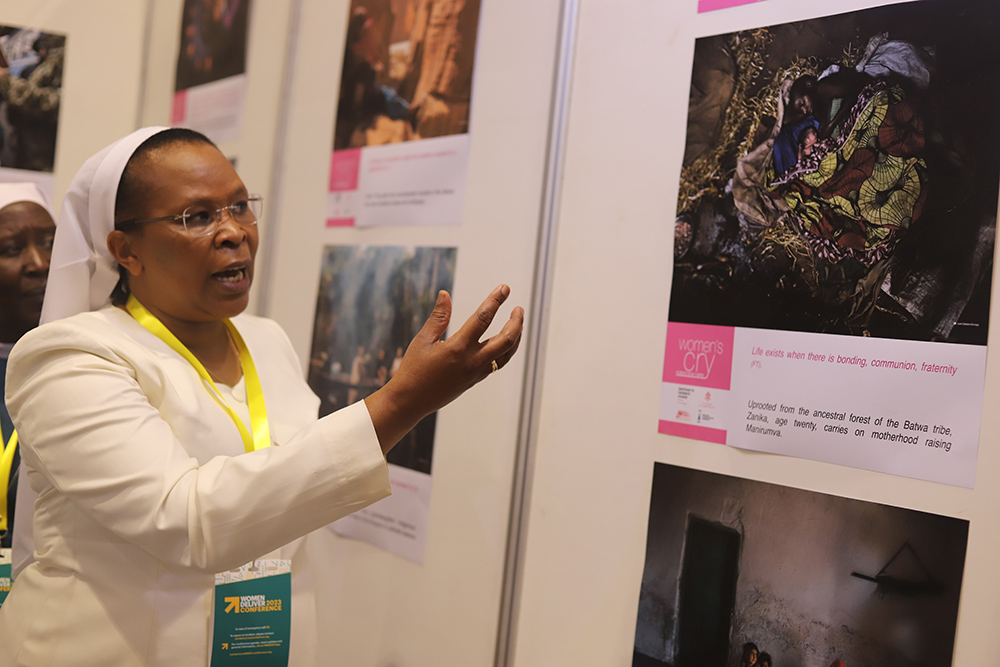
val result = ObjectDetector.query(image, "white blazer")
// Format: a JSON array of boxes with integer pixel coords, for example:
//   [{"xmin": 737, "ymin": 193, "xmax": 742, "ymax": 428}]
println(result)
[{"xmin": 0, "ymin": 307, "xmax": 391, "ymax": 666}]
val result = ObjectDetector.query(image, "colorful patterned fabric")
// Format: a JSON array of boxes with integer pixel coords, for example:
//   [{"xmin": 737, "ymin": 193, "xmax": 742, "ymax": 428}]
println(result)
[{"xmin": 769, "ymin": 81, "xmax": 927, "ymax": 266}]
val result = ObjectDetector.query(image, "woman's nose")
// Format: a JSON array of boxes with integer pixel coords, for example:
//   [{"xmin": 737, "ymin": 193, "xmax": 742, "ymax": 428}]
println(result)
[
  {"xmin": 214, "ymin": 213, "xmax": 248, "ymax": 244},
  {"xmin": 23, "ymin": 242, "xmax": 50, "ymax": 273}
]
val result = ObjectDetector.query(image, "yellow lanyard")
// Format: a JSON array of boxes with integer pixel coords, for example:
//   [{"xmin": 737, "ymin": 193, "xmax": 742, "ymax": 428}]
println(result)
[
  {"xmin": 0, "ymin": 430, "xmax": 16, "ymax": 534},
  {"xmin": 126, "ymin": 295, "xmax": 271, "ymax": 453}
]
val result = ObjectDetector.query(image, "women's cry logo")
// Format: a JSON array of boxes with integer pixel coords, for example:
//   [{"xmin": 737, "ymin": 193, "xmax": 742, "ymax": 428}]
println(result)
[{"xmin": 677, "ymin": 338, "xmax": 725, "ymax": 380}]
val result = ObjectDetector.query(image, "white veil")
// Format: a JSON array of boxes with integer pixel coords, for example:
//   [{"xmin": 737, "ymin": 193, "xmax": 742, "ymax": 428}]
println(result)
[
  {"xmin": 41, "ymin": 126, "xmax": 169, "ymax": 323},
  {"xmin": 0, "ymin": 182, "xmax": 51, "ymax": 215}
]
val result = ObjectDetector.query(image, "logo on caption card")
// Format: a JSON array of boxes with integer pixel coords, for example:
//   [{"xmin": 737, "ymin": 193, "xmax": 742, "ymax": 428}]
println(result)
[
  {"xmin": 663, "ymin": 323, "xmax": 735, "ymax": 390},
  {"xmin": 675, "ymin": 338, "xmax": 725, "ymax": 380},
  {"xmin": 224, "ymin": 595, "xmax": 283, "ymax": 614}
]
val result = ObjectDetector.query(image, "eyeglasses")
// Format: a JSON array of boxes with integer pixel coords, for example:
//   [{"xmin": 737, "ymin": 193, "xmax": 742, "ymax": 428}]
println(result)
[{"xmin": 120, "ymin": 195, "xmax": 263, "ymax": 237}]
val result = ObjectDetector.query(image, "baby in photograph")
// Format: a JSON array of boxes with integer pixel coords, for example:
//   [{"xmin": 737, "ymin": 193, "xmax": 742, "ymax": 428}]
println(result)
[{"xmin": 798, "ymin": 126, "xmax": 818, "ymax": 160}]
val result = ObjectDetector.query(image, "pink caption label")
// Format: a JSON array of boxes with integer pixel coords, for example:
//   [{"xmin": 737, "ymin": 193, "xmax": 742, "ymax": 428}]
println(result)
[
  {"xmin": 329, "ymin": 149, "xmax": 362, "ymax": 192},
  {"xmin": 662, "ymin": 322, "xmax": 735, "ymax": 390},
  {"xmin": 698, "ymin": 0, "xmax": 767, "ymax": 12},
  {"xmin": 171, "ymin": 91, "xmax": 187, "ymax": 124},
  {"xmin": 659, "ymin": 419, "xmax": 727, "ymax": 445}
]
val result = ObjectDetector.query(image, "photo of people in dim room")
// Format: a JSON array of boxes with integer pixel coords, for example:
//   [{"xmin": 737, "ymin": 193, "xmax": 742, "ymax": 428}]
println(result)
[
  {"xmin": 633, "ymin": 464, "xmax": 968, "ymax": 667},
  {"xmin": 670, "ymin": 1, "xmax": 1000, "ymax": 344},
  {"xmin": 174, "ymin": 0, "xmax": 250, "ymax": 92},
  {"xmin": 307, "ymin": 245, "xmax": 456, "ymax": 474},
  {"xmin": 334, "ymin": 0, "xmax": 481, "ymax": 150},
  {"xmin": 0, "ymin": 27, "xmax": 65, "ymax": 173}
]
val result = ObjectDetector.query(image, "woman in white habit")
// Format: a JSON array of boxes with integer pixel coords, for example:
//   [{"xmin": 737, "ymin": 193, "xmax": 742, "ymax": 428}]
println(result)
[{"xmin": 0, "ymin": 127, "xmax": 522, "ymax": 666}]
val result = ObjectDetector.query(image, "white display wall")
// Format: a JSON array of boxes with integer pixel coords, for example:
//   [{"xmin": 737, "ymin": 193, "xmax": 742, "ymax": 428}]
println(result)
[
  {"xmin": 510, "ymin": 0, "xmax": 1000, "ymax": 665},
  {"xmin": 258, "ymin": 0, "xmax": 561, "ymax": 664}
]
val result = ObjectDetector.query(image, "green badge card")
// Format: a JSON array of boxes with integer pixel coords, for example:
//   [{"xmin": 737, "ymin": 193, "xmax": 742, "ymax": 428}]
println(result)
[
  {"xmin": 212, "ymin": 559, "xmax": 292, "ymax": 667},
  {"xmin": 0, "ymin": 549, "xmax": 12, "ymax": 607}
]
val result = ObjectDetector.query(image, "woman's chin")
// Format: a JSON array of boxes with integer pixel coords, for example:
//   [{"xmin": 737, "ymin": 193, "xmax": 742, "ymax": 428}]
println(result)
[{"xmin": 217, "ymin": 292, "xmax": 251, "ymax": 318}]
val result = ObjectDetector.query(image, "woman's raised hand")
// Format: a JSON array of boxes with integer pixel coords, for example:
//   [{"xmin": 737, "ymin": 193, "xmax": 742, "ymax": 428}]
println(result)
[{"xmin": 364, "ymin": 285, "xmax": 524, "ymax": 454}]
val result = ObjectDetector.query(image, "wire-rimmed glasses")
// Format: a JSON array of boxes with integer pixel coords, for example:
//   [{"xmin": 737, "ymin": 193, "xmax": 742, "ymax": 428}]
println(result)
[{"xmin": 120, "ymin": 195, "xmax": 263, "ymax": 237}]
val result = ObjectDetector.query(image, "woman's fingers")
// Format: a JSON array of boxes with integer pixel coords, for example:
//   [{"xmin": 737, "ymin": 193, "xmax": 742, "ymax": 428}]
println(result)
[
  {"xmin": 367, "ymin": 288, "xmax": 523, "ymax": 455},
  {"xmin": 455, "ymin": 284, "xmax": 510, "ymax": 344},
  {"xmin": 480, "ymin": 306, "xmax": 524, "ymax": 373},
  {"xmin": 487, "ymin": 335, "xmax": 521, "ymax": 376},
  {"xmin": 413, "ymin": 290, "xmax": 452, "ymax": 344},
  {"xmin": 495, "ymin": 329, "xmax": 523, "ymax": 369}
]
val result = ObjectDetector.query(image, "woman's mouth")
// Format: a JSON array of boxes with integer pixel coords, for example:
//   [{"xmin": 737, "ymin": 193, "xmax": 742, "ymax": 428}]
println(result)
[
  {"xmin": 214, "ymin": 267, "xmax": 247, "ymax": 283},
  {"xmin": 212, "ymin": 265, "xmax": 251, "ymax": 290}
]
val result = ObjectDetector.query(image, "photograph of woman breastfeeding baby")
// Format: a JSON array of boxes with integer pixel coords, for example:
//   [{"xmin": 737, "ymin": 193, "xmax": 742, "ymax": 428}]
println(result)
[{"xmin": 670, "ymin": 0, "xmax": 1000, "ymax": 344}]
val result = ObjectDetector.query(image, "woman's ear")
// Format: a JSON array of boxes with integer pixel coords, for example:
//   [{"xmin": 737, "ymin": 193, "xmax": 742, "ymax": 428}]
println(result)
[{"xmin": 107, "ymin": 230, "xmax": 143, "ymax": 277}]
